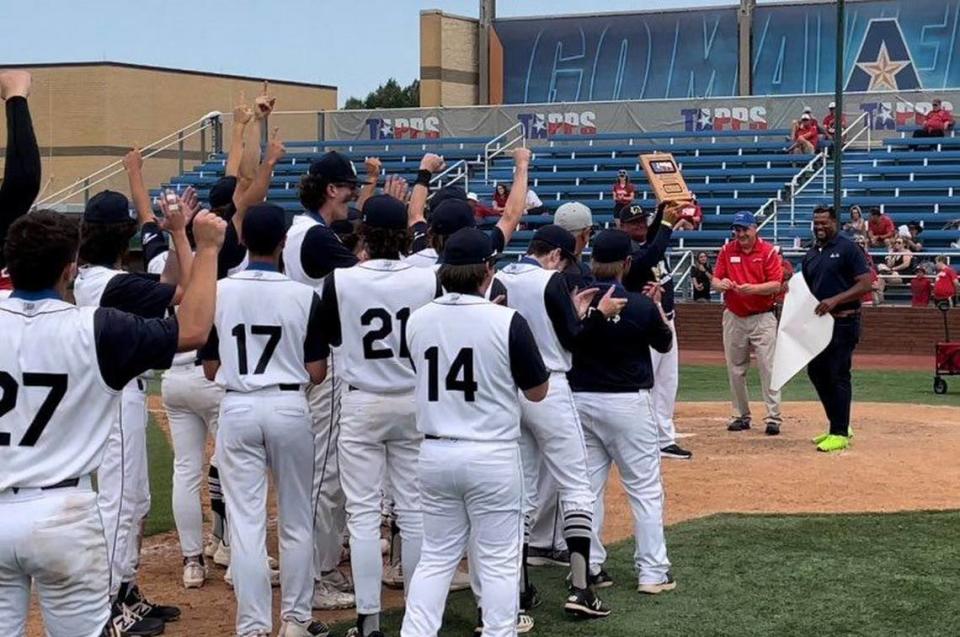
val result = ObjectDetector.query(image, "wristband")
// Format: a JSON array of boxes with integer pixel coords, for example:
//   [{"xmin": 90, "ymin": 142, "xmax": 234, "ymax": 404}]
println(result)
[
  {"xmin": 660, "ymin": 220, "xmax": 673, "ymax": 230},
  {"xmin": 415, "ymin": 170, "xmax": 432, "ymax": 187}
]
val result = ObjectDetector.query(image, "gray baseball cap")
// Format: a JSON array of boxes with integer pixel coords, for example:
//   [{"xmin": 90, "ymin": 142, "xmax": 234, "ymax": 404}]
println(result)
[{"xmin": 554, "ymin": 202, "xmax": 593, "ymax": 232}]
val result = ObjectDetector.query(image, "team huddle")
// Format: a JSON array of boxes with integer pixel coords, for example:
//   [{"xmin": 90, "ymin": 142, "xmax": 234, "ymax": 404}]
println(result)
[{"xmin": 0, "ymin": 77, "xmax": 688, "ymax": 637}]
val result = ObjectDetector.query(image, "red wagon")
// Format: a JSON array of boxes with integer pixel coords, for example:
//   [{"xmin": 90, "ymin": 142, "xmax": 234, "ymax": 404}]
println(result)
[{"xmin": 934, "ymin": 301, "xmax": 960, "ymax": 394}]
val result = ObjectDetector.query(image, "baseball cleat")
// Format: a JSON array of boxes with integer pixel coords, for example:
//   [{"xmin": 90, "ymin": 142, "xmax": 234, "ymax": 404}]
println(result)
[
  {"xmin": 660, "ymin": 443, "xmax": 693, "ymax": 459},
  {"xmin": 109, "ymin": 602, "xmax": 165, "ymax": 636},
  {"xmin": 764, "ymin": 422, "xmax": 781, "ymax": 436},
  {"xmin": 277, "ymin": 617, "xmax": 330, "ymax": 637},
  {"xmin": 526, "ymin": 546, "xmax": 570, "ymax": 566},
  {"xmin": 312, "ymin": 578, "xmax": 355, "ymax": 610},
  {"xmin": 321, "ymin": 568, "xmax": 354, "ymax": 593},
  {"xmin": 520, "ymin": 584, "xmax": 542, "ymax": 611},
  {"xmin": 450, "ymin": 565, "xmax": 471, "ymax": 592},
  {"xmin": 212, "ymin": 541, "xmax": 231, "ymax": 568},
  {"xmin": 564, "ymin": 587, "xmax": 612, "ymax": 618},
  {"xmin": 182, "ymin": 557, "xmax": 207, "ymax": 589},
  {"xmin": 638, "ymin": 572, "xmax": 677, "ymax": 595},
  {"xmin": 812, "ymin": 432, "xmax": 829, "ymax": 444},
  {"xmin": 727, "ymin": 417, "xmax": 751, "ymax": 432},
  {"xmin": 591, "ymin": 569, "xmax": 614, "ymax": 589},
  {"xmin": 123, "ymin": 585, "xmax": 180, "ymax": 623},
  {"xmin": 382, "ymin": 562, "xmax": 404, "ymax": 589},
  {"xmin": 203, "ymin": 538, "xmax": 218, "ymax": 560},
  {"xmin": 474, "ymin": 609, "xmax": 534, "ymax": 635},
  {"xmin": 816, "ymin": 434, "xmax": 850, "ymax": 453}
]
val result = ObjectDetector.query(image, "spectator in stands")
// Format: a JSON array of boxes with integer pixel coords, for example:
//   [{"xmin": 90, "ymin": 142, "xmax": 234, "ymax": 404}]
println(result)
[
  {"xmin": 525, "ymin": 187, "xmax": 548, "ymax": 215},
  {"xmin": 842, "ymin": 205, "xmax": 866, "ymax": 238},
  {"xmin": 691, "ymin": 251, "xmax": 712, "ymax": 302},
  {"xmin": 911, "ymin": 262, "xmax": 934, "ymax": 307},
  {"xmin": 788, "ymin": 114, "xmax": 819, "ymax": 154},
  {"xmin": 612, "ymin": 169, "xmax": 636, "ymax": 214},
  {"xmin": 674, "ymin": 197, "xmax": 702, "ymax": 231},
  {"xmin": 933, "ymin": 256, "xmax": 959, "ymax": 305},
  {"xmin": 913, "ymin": 98, "xmax": 955, "ymax": 139},
  {"xmin": 878, "ymin": 237, "xmax": 914, "ymax": 286},
  {"xmin": 821, "ymin": 102, "xmax": 846, "ymax": 144},
  {"xmin": 897, "ymin": 220, "xmax": 924, "ymax": 252},
  {"xmin": 466, "ymin": 191, "xmax": 499, "ymax": 220},
  {"xmin": 867, "ymin": 207, "xmax": 896, "ymax": 247},
  {"xmin": 554, "ymin": 201, "xmax": 594, "ymax": 290},
  {"xmin": 492, "ymin": 183, "xmax": 509, "ymax": 213},
  {"xmin": 854, "ymin": 235, "xmax": 884, "ymax": 305},
  {"xmin": 712, "ymin": 211, "xmax": 784, "ymax": 435}
]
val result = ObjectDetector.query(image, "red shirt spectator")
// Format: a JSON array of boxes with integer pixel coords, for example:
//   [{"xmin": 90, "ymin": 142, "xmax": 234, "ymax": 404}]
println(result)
[
  {"xmin": 675, "ymin": 199, "xmax": 702, "ymax": 231},
  {"xmin": 492, "ymin": 184, "xmax": 509, "ymax": 211},
  {"xmin": 822, "ymin": 109, "xmax": 847, "ymax": 136},
  {"xmin": 933, "ymin": 261, "xmax": 959, "ymax": 300},
  {"xmin": 714, "ymin": 235, "xmax": 783, "ymax": 316},
  {"xmin": 613, "ymin": 171, "xmax": 635, "ymax": 207},
  {"xmin": 867, "ymin": 209, "xmax": 895, "ymax": 246},
  {"xmin": 924, "ymin": 104, "xmax": 954, "ymax": 134},
  {"xmin": 795, "ymin": 122, "xmax": 819, "ymax": 145},
  {"xmin": 467, "ymin": 193, "xmax": 499, "ymax": 219},
  {"xmin": 911, "ymin": 271, "xmax": 933, "ymax": 307}
]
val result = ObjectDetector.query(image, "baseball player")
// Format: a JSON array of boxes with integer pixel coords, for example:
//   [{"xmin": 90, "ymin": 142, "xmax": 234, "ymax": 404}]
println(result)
[
  {"xmin": 617, "ymin": 202, "xmax": 692, "ymax": 460},
  {"xmin": 318, "ymin": 195, "xmax": 440, "ymax": 637},
  {"xmin": 284, "ymin": 150, "xmax": 366, "ymax": 610},
  {"xmin": 568, "ymin": 229, "xmax": 677, "ymax": 595},
  {"xmin": 200, "ymin": 203, "xmax": 329, "ymax": 637},
  {"xmin": 402, "ymin": 228, "xmax": 550, "ymax": 637},
  {"xmin": 0, "ymin": 208, "xmax": 221, "ymax": 637},
  {"xmin": 73, "ymin": 189, "xmax": 192, "ymax": 633},
  {"xmin": 495, "ymin": 224, "xmax": 624, "ymax": 619}
]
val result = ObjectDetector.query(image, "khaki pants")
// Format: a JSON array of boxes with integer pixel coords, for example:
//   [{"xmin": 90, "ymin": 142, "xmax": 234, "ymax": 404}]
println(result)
[{"xmin": 722, "ymin": 309, "xmax": 782, "ymax": 425}]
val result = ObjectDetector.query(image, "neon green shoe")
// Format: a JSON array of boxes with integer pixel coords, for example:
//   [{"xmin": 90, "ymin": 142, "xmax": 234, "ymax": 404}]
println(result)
[
  {"xmin": 813, "ymin": 426, "xmax": 853, "ymax": 445},
  {"xmin": 816, "ymin": 434, "xmax": 850, "ymax": 453}
]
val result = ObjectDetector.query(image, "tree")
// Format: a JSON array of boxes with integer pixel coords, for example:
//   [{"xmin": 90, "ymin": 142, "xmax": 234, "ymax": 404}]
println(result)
[{"xmin": 344, "ymin": 78, "xmax": 419, "ymax": 109}]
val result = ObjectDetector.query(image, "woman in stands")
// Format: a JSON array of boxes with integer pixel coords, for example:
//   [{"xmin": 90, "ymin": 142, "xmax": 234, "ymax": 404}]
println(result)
[
  {"xmin": 612, "ymin": 169, "xmax": 635, "ymax": 214},
  {"xmin": 843, "ymin": 205, "xmax": 866, "ymax": 238},
  {"xmin": 879, "ymin": 237, "xmax": 915, "ymax": 286},
  {"xmin": 691, "ymin": 251, "xmax": 713, "ymax": 302},
  {"xmin": 492, "ymin": 183, "xmax": 510, "ymax": 214}
]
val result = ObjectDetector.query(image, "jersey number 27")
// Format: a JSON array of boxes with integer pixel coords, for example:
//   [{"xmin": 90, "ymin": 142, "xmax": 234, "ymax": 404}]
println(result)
[{"xmin": 0, "ymin": 372, "xmax": 68, "ymax": 447}]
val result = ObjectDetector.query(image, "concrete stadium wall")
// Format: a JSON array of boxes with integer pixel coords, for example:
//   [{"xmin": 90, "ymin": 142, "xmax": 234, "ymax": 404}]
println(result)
[
  {"xmin": 677, "ymin": 303, "xmax": 960, "ymax": 355},
  {"xmin": 0, "ymin": 63, "xmax": 336, "ymax": 205},
  {"xmin": 420, "ymin": 11, "xmax": 479, "ymax": 107}
]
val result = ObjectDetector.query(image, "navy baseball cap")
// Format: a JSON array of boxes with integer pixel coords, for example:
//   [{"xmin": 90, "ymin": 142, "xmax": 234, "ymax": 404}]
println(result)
[
  {"xmin": 308, "ymin": 151, "xmax": 359, "ymax": 184},
  {"xmin": 532, "ymin": 224, "xmax": 576, "ymax": 258},
  {"xmin": 362, "ymin": 195, "xmax": 408, "ymax": 230},
  {"xmin": 441, "ymin": 228, "xmax": 494, "ymax": 266},
  {"xmin": 84, "ymin": 190, "xmax": 133, "ymax": 223},
  {"xmin": 430, "ymin": 185, "xmax": 467, "ymax": 209},
  {"xmin": 591, "ymin": 229, "xmax": 632, "ymax": 263},
  {"xmin": 618, "ymin": 204, "xmax": 647, "ymax": 224},
  {"xmin": 430, "ymin": 199, "xmax": 476, "ymax": 236},
  {"xmin": 732, "ymin": 211, "xmax": 757, "ymax": 228},
  {"xmin": 242, "ymin": 203, "xmax": 287, "ymax": 252},
  {"xmin": 209, "ymin": 176, "xmax": 238, "ymax": 210}
]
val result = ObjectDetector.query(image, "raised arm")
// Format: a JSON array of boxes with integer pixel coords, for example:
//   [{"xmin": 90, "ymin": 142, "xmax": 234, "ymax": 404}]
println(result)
[
  {"xmin": 232, "ymin": 128, "xmax": 285, "ymax": 237},
  {"xmin": 356, "ymin": 157, "xmax": 382, "ymax": 211},
  {"xmin": 226, "ymin": 94, "xmax": 253, "ymax": 178},
  {"xmin": 0, "ymin": 70, "xmax": 40, "ymax": 268},
  {"xmin": 496, "ymin": 147, "xmax": 532, "ymax": 246},
  {"xmin": 408, "ymin": 153, "xmax": 445, "ymax": 227},
  {"xmin": 176, "ymin": 210, "xmax": 226, "ymax": 350},
  {"xmin": 123, "ymin": 148, "xmax": 155, "ymax": 226}
]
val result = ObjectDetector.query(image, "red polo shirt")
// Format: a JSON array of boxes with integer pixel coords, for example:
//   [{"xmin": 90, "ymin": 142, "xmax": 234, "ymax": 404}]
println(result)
[
  {"xmin": 934, "ymin": 266, "xmax": 958, "ymax": 300},
  {"xmin": 714, "ymin": 237, "xmax": 783, "ymax": 317},
  {"xmin": 924, "ymin": 109, "xmax": 954, "ymax": 133},
  {"xmin": 868, "ymin": 214, "xmax": 895, "ymax": 240}
]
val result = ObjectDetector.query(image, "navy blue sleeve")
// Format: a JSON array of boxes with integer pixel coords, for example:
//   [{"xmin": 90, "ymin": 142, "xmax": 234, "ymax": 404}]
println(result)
[
  {"xmin": 508, "ymin": 313, "xmax": 549, "ymax": 391},
  {"xmin": 0, "ymin": 97, "xmax": 41, "ymax": 270},
  {"xmin": 489, "ymin": 277, "xmax": 507, "ymax": 303},
  {"xmin": 300, "ymin": 225, "xmax": 359, "ymax": 280},
  {"xmin": 318, "ymin": 274, "xmax": 342, "ymax": 348},
  {"xmin": 140, "ymin": 221, "xmax": 169, "ymax": 269},
  {"xmin": 489, "ymin": 226, "xmax": 506, "ymax": 253},
  {"xmin": 410, "ymin": 221, "xmax": 429, "ymax": 253},
  {"xmin": 623, "ymin": 226, "xmax": 673, "ymax": 292},
  {"xmin": 198, "ymin": 326, "xmax": 219, "ymax": 361},
  {"xmin": 218, "ymin": 222, "xmax": 248, "ymax": 280},
  {"xmin": 94, "ymin": 308, "xmax": 178, "ymax": 391},
  {"xmin": 846, "ymin": 241, "xmax": 871, "ymax": 278},
  {"xmin": 635, "ymin": 297, "xmax": 673, "ymax": 354},
  {"xmin": 100, "ymin": 273, "xmax": 176, "ymax": 318},
  {"xmin": 304, "ymin": 293, "xmax": 329, "ymax": 363}
]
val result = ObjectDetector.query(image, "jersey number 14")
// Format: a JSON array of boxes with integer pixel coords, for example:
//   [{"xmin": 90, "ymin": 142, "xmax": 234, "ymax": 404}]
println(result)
[{"xmin": 424, "ymin": 347, "xmax": 477, "ymax": 402}]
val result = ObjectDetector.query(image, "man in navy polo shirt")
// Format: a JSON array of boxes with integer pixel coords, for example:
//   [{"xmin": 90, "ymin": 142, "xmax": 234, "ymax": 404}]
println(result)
[{"xmin": 801, "ymin": 205, "xmax": 873, "ymax": 453}]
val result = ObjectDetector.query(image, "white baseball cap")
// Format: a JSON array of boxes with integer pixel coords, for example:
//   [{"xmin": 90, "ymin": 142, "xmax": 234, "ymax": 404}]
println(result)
[
  {"xmin": 466, "ymin": 192, "xmax": 479, "ymax": 202},
  {"xmin": 554, "ymin": 201, "xmax": 594, "ymax": 232},
  {"xmin": 801, "ymin": 113, "xmax": 811, "ymax": 120},
  {"xmin": 803, "ymin": 106, "xmax": 813, "ymax": 113},
  {"xmin": 828, "ymin": 101, "xmax": 836, "ymax": 109}
]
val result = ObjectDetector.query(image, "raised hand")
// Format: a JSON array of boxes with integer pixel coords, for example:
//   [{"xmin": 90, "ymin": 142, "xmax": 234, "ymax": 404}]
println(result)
[
  {"xmin": 365, "ymin": 157, "xmax": 383, "ymax": 180},
  {"xmin": 0, "ymin": 70, "xmax": 32, "ymax": 100},
  {"xmin": 254, "ymin": 81, "xmax": 276, "ymax": 120},
  {"xmin": 233, "ymin": 90, "xmax": 254, "ymax": 126},
  {"xmin": 192, "ymin": 209, "xmax": 227, "ymax": 250},
  {"xmin": 265, "ymin": 127, "xmax": 286, "ymax": 165},
  {"xmin": 158, "ymin": 189, "xmax": 186, "ymax": 232},
  {"xmin": 512, "ymin": 146, "xmax": 532, "ymax": 166},
  {"xmin": 419, "ymin": 152, "xmax": 445, "ymax": 174},
  {"xmin": 122, "ymin": 147, "xmax": 144, "ymax": 173},
  {"xmin": 180, "ymin": 186, "xmax": 201, "ymax": 223},
  {"xmin": 383, "ymin": 175, "xmax": 409, "ymax": 203}
]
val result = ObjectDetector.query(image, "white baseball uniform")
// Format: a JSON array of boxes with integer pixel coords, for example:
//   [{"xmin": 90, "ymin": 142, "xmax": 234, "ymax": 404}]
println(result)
[
  {"xmin": 73, "ymin": 264, "xmax": 176, "ymax": 598},
  {"xmin": 401, "ymin": 293, "xmax": 548, "ymax": 637},
  {"xmin": 201, "ymin": 265, "xmax": 325, "ymax": 636},
  {"xmin": 320, "ymin": 259, "xmax": 439, "ymax": 619},
  {"xmin": 283, "ymin": 213, "xmax": 354, "ymax": 579},
  {"xmin": 0, "ymin": 292, "xmax": 178, "ymax": 637}
]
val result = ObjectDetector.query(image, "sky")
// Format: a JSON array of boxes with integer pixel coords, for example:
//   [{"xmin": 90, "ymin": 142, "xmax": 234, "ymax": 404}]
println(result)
[{"xmin": 0, "ymin": 0, "xmax": 759, "ymax": 106}]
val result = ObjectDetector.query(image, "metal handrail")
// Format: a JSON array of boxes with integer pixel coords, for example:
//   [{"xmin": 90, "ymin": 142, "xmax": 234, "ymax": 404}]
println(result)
[
  {"xmin": 37, "ymin": 112, "xmax": 223, "ymax": 208},
  {"xmin": 484, "ymin": 122, "xmax": 525, "ymax": 183},
  {"xmin": 671, "ymin": 249, "xmax": 695, "ymax": 298},
  {"xmin": 788, "ymin": 149, "xmax": 829, "ymax": 225},
  {"xmin": 428, "ymin": 159, "xmax": 469, "ymax": 197},
  {"xmin": 755, "ymin": 197, "xmax": 780, "ymax": 242},
  {"xmin": 841, "ymin": 111, "xmax": 872, "ymax": 152}
]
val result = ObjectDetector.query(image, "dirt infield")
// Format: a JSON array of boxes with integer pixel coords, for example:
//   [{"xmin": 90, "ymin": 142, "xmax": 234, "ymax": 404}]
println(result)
[{"xmin": 26, "ymin": 400, "xmax": 960, "ymax": 636}]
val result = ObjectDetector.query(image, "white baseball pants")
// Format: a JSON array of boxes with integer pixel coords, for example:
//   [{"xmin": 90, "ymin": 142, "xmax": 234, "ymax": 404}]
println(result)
[
  {"xmin": 97, "ymin": 379, "xmax": 149, "ymax": 598},
  {"xmin": 339, "ymin": 389, "xmax": 422, "ymax": 615},
  {"xmin": 162, "ymin": 363, "xmax": 224, "ymax": 558},
  {"xmin": 0, "ymin": 479, "xmax": 110, "ymax": 637},
  {"xmin": 528, "ymin": 473, "xmax": 565, "ymax": 552},
  {"xmin": 217, "ymin": 389, "xmax": 316, "ymax": 636},
  {"xmin": 402, "ymin": 440, "xmax": 523, "ymax": 637},
  {"xmin": 307, "ymin": 373, "xmax": 346, "ymax": 576},
  {"xmin": 574, "ymin": 391, "xmax": 671, "ymax": 585},
  {"xmin": 649, "ymin": 318, "xmax": 679, "ymax": 447}
]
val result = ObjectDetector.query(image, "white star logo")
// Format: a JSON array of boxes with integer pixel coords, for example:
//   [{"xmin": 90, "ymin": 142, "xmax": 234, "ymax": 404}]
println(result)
[
  {"xmin": 380, "ymin": 122, "xmax": 393, "ymax": 138},
  {"xmin": 697, "ymin": 109, "xmax": 713, "ymax": 129},
  {"xmin": 875, "ymin": 103, "xmax": 893, "ymax": 126},
  {"xmin": 855, "ymin": 43, "xmax": 910, "ymax": 92},
  {"xmin": 532, "ymin": 115, "xmax": 546, "ymax": 133}
]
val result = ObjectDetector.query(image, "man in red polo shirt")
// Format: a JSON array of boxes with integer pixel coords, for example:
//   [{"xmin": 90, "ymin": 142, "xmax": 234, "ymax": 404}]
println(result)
[
  {"xmin": 933, "ymin": 256, "xmax": 959, "ymax": 304},
  {"xmin": 789, "ymin": 114, "xmax": 819, "ymax": 154},
  {"xmin": 712, "ymin": 211, "xmax": 784, "ymax": 435},
  {"xmin": 867, "ymin": 207, "xmax": 896, "ymax": 247},
  {"xmin": 914, "ymin": 98, "xmax": 955, "ymax": 138}
]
